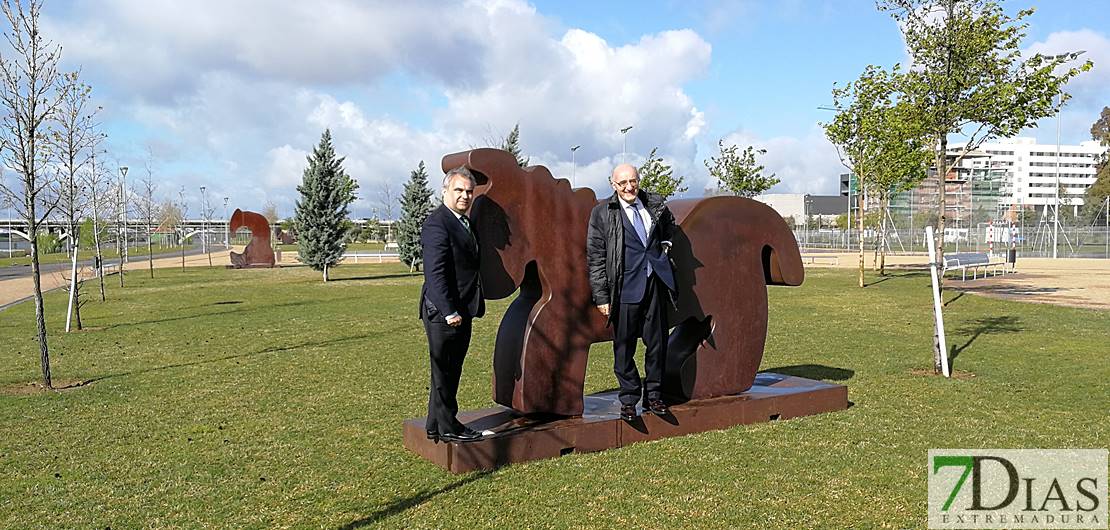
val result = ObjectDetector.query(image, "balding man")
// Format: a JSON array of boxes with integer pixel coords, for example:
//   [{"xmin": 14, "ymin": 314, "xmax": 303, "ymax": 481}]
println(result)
[{"xmin": 586, "ymin": 164, "xmax": 677, "ymax": 421}]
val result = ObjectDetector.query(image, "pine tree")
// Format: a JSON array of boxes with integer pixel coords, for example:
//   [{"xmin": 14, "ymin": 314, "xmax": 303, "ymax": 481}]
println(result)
[
  {"xmin": 293, "ymin": 130, "xmax": 358, "ymax": 281},
  {"xmin": 500, "ymin": 123, "xmax": 529, "ymax": 167},
  {"xmin": 397, "ymin": 161, "xmax": 433, "ymax": 270},
  {"xmin": 638, "ymin": 147, "xmax": 688, "ymax": 200}
]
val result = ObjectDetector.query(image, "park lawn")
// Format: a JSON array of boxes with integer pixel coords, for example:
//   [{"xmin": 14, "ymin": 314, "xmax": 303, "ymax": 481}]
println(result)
[
  {"xmin": 0, "ymin": 245, "xmax": 188, "ymax": 267},
  {"xmin": 0, "ymin": 264, "xmax": 1107, "ymax": 528}
]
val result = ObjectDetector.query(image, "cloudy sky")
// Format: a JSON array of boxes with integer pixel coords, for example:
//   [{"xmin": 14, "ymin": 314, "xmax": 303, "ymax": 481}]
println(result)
[{"xmin": 28, "ymin": 0, "xmax": 1110, "ymax": 218}]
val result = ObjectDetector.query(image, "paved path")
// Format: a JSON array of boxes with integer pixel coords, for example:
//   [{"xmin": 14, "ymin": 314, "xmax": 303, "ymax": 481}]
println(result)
[{"xmin": 805, "ymin": 252, "xmax": 1110, "ymax": 310}]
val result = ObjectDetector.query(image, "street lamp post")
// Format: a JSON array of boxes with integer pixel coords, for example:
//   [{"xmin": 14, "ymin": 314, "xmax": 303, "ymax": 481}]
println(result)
[
  {"xmin": 223, "ymin": 197, "xmax": 229, "ymax": 248},
  {"xmin": 620, "ymin": 126, "xmax": 633, "ymax": 163},
  {"xmin": 570, "ymin": 145, "xmax": 580, "ymax": 187},
  {"xmin": 119, "ymin": 166, "xmax": 128, "ymax": 265},
  {"xmin": 1050, "ymin": 51, "xmax": 1085, "ymax": 259},
  {"xmin": 200, "ymin": 186, "xmax": 210, "ymax": 266}
]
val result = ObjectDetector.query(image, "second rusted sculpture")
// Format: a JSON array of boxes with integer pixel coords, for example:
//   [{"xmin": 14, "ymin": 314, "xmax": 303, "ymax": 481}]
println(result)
[
  {"xmin": 229, "ymin": 208, "xmax": 276, "ymax": 268},
  {"xmin": 441, "ymin": 149, "xmax": 805, "ymax": 417}
]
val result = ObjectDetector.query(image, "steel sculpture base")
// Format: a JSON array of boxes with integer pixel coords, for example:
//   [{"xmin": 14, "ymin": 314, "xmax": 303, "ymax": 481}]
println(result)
[{"xmin": 402, "ymin": 373, "xmax": 848, "ymax": 473}]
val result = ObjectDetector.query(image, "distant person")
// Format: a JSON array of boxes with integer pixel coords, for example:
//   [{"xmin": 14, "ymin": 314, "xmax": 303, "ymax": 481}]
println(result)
[
  {"xmin": 419, "ymin": 166, "xmax": 485, "ymax": 443},
  {"xmin": 586, "ymin": 163, "xmax": 677, "ymax": 421}
]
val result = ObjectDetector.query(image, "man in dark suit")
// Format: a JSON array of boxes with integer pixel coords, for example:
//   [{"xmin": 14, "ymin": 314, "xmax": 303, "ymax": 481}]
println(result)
[
  {"xmin": 586, "ymin": 163, "xmax": 677, "ymax": 421},
  {"xmin": 420, "ymin": 166, "xmax": 485, "ymax": 443}
]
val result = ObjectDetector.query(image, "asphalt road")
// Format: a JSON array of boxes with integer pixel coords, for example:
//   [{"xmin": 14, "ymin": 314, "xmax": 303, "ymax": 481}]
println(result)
[{"xmin": 0, "ymin": 246, "xmax": 205, "ymax": 281}]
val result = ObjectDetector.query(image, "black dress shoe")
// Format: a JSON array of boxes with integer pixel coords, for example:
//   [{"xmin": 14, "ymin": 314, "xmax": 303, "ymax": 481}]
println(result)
[
  {"xmin": 439, "ymin": 427, "xmax": 482, "ymax": 443},
  {"xmin": 619, "ymin": 404, "xmax": 638, "ymax": 421},
  {"xmin": 646, "ymin": 399, "xmax": 670, "ymax": 416},
  {"xmin": 426, "ymin": 430, "xmax": 440, "ymax": 443}
]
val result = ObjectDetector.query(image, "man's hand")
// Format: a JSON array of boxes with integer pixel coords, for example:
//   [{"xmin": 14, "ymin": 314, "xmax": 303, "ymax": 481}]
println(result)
[
  {"xmin": 596, "ymin": 304, "xmax": 610, "ymax": 317},
  {"xmin": 446, "ymin": 314, "xmax": 463, "ymax": 327}
]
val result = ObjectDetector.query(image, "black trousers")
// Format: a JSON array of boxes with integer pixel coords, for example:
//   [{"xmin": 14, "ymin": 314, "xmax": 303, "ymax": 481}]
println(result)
[
  {"xmin": 423, "ymin": 316, "xmax": 472, "ymax": 435},
  {"xmin": 613, "ymin": 276, "xmax": 667, "ymax": 406}
]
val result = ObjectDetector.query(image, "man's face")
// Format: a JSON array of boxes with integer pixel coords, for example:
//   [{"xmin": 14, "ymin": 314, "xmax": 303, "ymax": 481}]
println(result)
[
  {"xmin": 611, "ymin": 166, "xmax": 639, "ymax": 203},
  {"xmin": 443, "ymin": 174, "xmax": 475, "ymax": 215}
]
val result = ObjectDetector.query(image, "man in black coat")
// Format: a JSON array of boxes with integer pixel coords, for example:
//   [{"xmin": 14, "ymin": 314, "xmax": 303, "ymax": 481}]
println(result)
[
  {"xmin": 586, "ymin": 163, "xmax": 677, "ymax": 421},
  {"xmin": 420, "ymin": 166, "xmax": 485, "ymax": 443}
]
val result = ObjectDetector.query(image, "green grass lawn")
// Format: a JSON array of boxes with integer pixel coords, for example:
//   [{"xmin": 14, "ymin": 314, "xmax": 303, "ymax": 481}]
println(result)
[
  {"xmin": 0, "ymin": 245, "xmax": 188, "ymax": 267},
  {"xmin": 0, "ymin": 265, "xmax": 1106, "ymax": 528}
]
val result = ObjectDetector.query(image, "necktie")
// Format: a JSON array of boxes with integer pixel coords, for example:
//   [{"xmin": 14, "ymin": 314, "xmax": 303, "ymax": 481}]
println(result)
[
  {"xmin": 460, "ymin": 215, "xmax": 470, "ymax": 232},
  {"xmin": 630, "ymin": 204, "xmax": 648, "ymax": 246}
]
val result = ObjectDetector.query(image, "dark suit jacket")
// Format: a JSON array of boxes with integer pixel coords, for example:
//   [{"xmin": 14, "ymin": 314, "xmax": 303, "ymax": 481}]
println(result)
[{"xmin": 419, "ymin": 204, "xmax": 484, "ymax": 322}]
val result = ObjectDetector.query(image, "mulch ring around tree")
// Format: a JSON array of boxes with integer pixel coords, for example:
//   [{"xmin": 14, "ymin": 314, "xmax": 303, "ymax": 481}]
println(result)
[{"xmin": 0, "ymin": 379, "xmax": 95, "ymax": 396}]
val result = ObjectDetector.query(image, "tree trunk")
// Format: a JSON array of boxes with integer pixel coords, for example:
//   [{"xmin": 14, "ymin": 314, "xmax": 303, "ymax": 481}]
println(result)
[
  {"xmin": 933, "ymin": 142, "xmax": 948, "ymax": 374},
  {"xmin": 147, "ymin": 228, "xmax": 154, "ymax": 279},
  {"xmin": 29, "ymin": 230, "xmax": 52, "ymax": 389},
  {"xmin": 857, "ymin": 189, "xmax": 865, "ymax": 288},
  {"xmin": 879, "ymin": 195, "xmax": 888, "ymax": 276},
  {"xmin": 323, "ymin": 263, "xmax": 329, "ymax": 282},
  {"xmin": 65, "ymin": 242, "xmax": 78, "ymax": 332},
  {"xmin": 93, "ymin": 215, "xmax": 105, "ymax": 302},
  {"xmin": 181, "ymin": 232, "xmax": 186, "ymax": 272}
]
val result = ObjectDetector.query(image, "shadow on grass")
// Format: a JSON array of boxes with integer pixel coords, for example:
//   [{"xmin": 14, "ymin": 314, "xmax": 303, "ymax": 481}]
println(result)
[
  {"xmin": 763, "ymin": 364, "xmax": 855, "ymax": 381},
  {"xmin": 84, "ymin": 331, "xmax": 389, "ymax": 384},
  {"xmin": 944, "ymin": 291, "xmax": 966, "ymax": 307},
  {"xmin": 328, "ymin": 272, "xmax": 421, "ymax": 282},
  {"xmin": 949, "ymin": 316, "xmax": 1023, "ymax": 368},
  {"xmin": 337, "ymin": 470, "xmax": 495, "ymax": 529}
]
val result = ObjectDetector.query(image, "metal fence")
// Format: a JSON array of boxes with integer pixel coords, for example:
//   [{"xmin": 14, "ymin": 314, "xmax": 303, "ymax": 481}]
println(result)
[{"xmin": 794, "ymin": 225, "xmax": 1110, "ymax": 259}]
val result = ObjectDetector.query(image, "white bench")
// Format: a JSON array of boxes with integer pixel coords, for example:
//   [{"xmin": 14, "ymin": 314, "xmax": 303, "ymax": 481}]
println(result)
[
  {"xmin": 942, "ymin": 252, "xmax": 1008, "ymax": 280},
  {"xmin": 800, "ymin": 254, "xmax": 840, "ymax": 266}
]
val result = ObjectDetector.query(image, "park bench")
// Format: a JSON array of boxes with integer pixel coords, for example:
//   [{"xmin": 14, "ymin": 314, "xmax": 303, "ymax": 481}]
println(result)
[
  {"xmin": 942, "ymin": 252, "xmax": 1009, "ymax": 280},
  {"xmin": 800, "ymin": 254, "xmax": 840, "ymax": 266}
]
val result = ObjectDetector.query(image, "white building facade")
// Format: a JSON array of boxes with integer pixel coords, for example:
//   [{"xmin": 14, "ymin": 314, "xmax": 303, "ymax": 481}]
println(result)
[{"xmin": 952, "ymin": 137, "xmax": 1106, "ymax": 215}]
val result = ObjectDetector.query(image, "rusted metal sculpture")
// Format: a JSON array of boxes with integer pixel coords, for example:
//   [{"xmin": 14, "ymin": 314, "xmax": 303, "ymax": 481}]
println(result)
[
  {"xmin": 229, "ymin": 208, "xmax": 276, "ymax": 268},
  {"xmin": 441, "ymin": 149, "xmax": 805, "ymax": 417}
]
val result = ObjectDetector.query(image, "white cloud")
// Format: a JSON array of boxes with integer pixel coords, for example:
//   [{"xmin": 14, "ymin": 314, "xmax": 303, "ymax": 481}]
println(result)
[
  {"xmin": 1023, "ymin": 29, "xmax": 1110, "ymax": 144},
  {"xmin": 43, "ymin": 0, "xmax": 714, "ymax": 216},
  {"xmin": 718, "ymin": 125, "xmax": 844, "ymax": 196}
]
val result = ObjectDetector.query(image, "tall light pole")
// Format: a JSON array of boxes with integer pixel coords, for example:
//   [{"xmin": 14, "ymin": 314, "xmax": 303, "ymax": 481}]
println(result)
[
  {"xmin": 1053, "ymin": 90, "xmax": 1061, "ymax": 259},
  {"xmin": 119, "ymin": 165, "xmax": 128, "ymax": 265},
  {"xmin": 1051, "ymin": 50, "xmax": 1085, "ymax": 259},
  {"xmin": 570, "ymin": 145, "xmax": 581, "ymax": 187},
  {"xmin": 199, "ymin": 185, "xmax": 207, "ymax": 258},
  {"xmin": 223, "ymin": 196, "xmax": 229, "ymax": 248},
  {"xmin": 620, "ymin": 126, "xmax": 633, "ymax": 163}
]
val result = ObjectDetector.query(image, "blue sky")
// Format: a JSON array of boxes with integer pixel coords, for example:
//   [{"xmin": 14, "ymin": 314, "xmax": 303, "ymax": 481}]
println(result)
[{"xmin": 27, "ymin": 0, "xmax": 1110, "ymax": 218}]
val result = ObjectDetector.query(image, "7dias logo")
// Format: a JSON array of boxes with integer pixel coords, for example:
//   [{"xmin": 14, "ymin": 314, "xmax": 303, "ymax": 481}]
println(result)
[{"xmin": 928, "ymin": 449, "xmax": 1107, "ymax": 529}]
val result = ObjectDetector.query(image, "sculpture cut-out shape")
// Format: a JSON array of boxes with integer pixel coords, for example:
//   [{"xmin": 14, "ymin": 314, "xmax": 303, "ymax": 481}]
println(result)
[
  {"xmin": 229, "ymin": 208, "xmax": 276, "ymax": 268},
  {"xmin": 441, "ymin": 148, "xmax": 805, "ymax": 417}
]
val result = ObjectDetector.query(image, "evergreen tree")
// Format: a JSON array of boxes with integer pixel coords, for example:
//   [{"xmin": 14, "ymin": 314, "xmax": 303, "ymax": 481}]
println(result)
[
  {"xmin": 397, "ymin": 161, "xmax": 433, "ymax": 270},
  {"xmin": 500, "ymin": 123, "xmax": 529, "ymax": 167},
  {"xmin": 293, "ymin": 130, "xmax": 358, "ymax": 281},
  {"xmin": 638, "ymin": 147, "xmax": 688, "ymax": 200}
]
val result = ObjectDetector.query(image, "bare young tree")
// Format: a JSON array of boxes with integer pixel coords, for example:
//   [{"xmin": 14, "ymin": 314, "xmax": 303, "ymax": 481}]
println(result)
[
  {"xmin": 0, "ymin": 0, "xmax": 65, "ymax": 387},
  {"xmin": 49, "ymin": 70, "xmax": 101, "ymax": 331},
  {"xmin": 85, "ymin": 149, "xmax": 113, "ymax": 301},
  {"xmin": 176, "ymin": 186, "xmax": 189, "ymax": 271},
  {"xmin": 135, "ymin": 153, "xmax": 158, "ymax": 279},
  {"xmin": 378, "ymin": 182, "xmax": 396, "ymax": 242}
]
